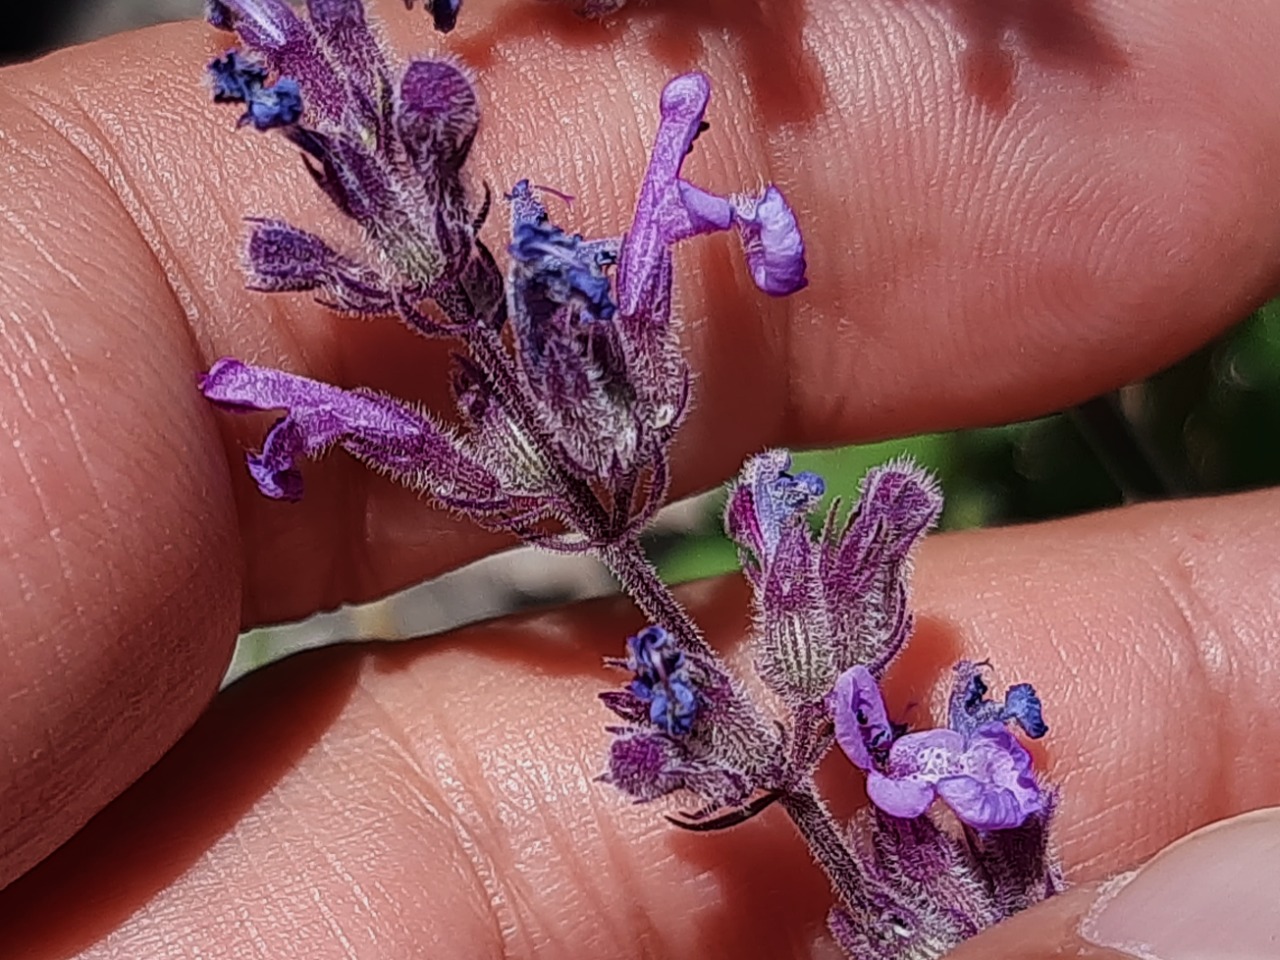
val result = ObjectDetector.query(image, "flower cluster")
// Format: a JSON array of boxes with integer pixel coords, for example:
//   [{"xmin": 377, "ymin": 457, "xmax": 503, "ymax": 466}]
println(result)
[
  {"xmin": 200, "ymin": 0, "xmax": 806, "ymax": 554},
  {"xmin": 193, "ymin": 2, "xmax": 1062, "ymax": 956},
  {"xmin": 599, "ymin": 454, "xmax": 943, "ymax": 813},
  {"xmin": 600, "ymin": 453, "xmax": 1063, "ymax": 957}
]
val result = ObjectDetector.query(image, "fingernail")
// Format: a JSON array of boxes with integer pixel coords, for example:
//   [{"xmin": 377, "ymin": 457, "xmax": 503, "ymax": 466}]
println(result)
[{"xmin": 1081, "ymin": 807, "xmax": 1280, "ymax": 959}]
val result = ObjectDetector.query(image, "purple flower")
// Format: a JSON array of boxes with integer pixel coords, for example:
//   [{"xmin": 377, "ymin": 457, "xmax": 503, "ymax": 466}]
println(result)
[
  {"xmin": 830, "ymin": 666, "xmax": 896, "ymax": 770},
  {"xmin": 724, "ymin": 453, "xmax": 939, "ymax": 703},
  {"xmin": 867, "ymin": 724, "xmax": 1043, "ymax": 831},
  {"xmin": 731, "ymin": 186, "xmax": 808, "ymax": 296},
  {"xmin": 199, "ymin": 359, "xmax": 541, "ymax": 522},
  {"xmin": 208, "ymin": 50, "xmax": 302, "ymax": 130},
  {"xmin": 949, "ymin": 661, "xmax": 1049, "ymax": 740},
  {"xmin": 600, "ymin": 627, "xmax": 782, "ymax": 812},
  {"xmin": 207, "ymin": 0, "xmax": 492, "ymax": 330},
  {"xmin": 508, "ymin": 213, "xmax": 617, "ymax": 322},
  {"xmin": 623, "ymin": 626, "xmax": 698, "ymax": 736},
  {"xmin": 616, "ymin": 73, "xmax": 807, "ymax": 325},
  {"xmin": 725, "ymin": 449, "xmax": 824, "ymax": 567},
  {"xmin": 832, "ymin": 665, "xmax": 1046, "ymax": 831},
  {"xmin": 201, "ymin": 3, "xmax": 809, "ymax": 556}
]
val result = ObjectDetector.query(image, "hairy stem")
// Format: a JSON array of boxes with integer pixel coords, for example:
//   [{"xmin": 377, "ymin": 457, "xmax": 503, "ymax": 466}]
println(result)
[
  {"xmin": 780, "ymin": 789, "xmax": 871, "ymax": 914},
  {"xmin": 602, "ymin": 539, "xmax": 872, "ymax": 913},
  {"xmin": 464, "ymin": 325, "xmax": 617, "ymax": 540},
  {"xmin": 599, "ymin": 537, "xmax": 715, "ymax": 659}
]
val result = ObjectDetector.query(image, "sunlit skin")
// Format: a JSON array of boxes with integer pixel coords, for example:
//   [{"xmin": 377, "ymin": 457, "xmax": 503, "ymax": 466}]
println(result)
[{"xmin": 1, "ymin": 0, "xmax": 1280, "ymax": 955}]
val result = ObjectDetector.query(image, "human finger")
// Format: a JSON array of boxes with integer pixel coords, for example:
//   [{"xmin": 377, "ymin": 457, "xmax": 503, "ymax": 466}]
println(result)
[{"xmin": 2, "ymin": 486, "xmax": 1278, "ymax": 954}]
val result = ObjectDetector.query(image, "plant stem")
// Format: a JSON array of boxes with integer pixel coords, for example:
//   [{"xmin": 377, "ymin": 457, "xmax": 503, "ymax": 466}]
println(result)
[
  {"xmin": 1067, "ymin": 392, "xmax": 1181, "ymax": 501},
  {"xmin": 779, "ymin": 789, "xmax": 870, "ymax": 914},
  {"xmin": 602, "ymin": 539, "xmax": 874, "ymax": 913},
  {"xmin": 599, "ymin": 538, "xmax": 714, "ymax": 659}
]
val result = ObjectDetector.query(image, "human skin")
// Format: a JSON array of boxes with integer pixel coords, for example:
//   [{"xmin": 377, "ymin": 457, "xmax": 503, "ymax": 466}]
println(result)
[{"xmin": 0, "ymin": 0, "xmax": 1279, "ymax": 955}]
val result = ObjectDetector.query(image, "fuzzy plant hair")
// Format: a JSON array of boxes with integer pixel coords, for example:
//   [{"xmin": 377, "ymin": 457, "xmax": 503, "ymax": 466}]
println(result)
[{"xmin": 198, "ymin": 1, "xmax": 1062, "ymax": 956}]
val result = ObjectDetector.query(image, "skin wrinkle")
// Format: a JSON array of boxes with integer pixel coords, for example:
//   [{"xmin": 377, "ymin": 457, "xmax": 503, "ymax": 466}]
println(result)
[
  {"xmin": 1137, "ymin": 536, "xmax": 1240, "ymax": 826},
  {"xmin": 0, "ymin": 80, "xmax": 242, "ymax": 882},
  {"xmin": 5, "ymin": 84, "xmax": 203, "ymax": 350},
  {"xmin": 345, "ymin": 683, "xmax": 508, "ymax": 952},
  {"xmin": 413, "ymin": 696, "xmax": 526, "ymax": 957},
  {"xmin": 442, "ymin": 711, "xmax": 555, "ymax": 958}
]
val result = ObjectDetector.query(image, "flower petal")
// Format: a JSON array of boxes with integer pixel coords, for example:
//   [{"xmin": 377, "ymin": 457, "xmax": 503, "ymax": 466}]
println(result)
[
  {"xmin": 208, "ymin": 51, "xmax": 303, "ymax": 131},
  {"xmin": 866, "ymin": 770, "xmax": 935, "ymax": 820},
  {"xmin": 616, "ymin": 72, "xmax": 719, "ymax": 319},
  {"xmin": 1003, "ymin": 683, "xmax": 1049, "ymax": 739},
  {"xmin": 732, "ymin": 185, "xmax": 808, "ymax": 296},
  {"xmin": 933, "ymin": 776, "xmax": 1026, "ymax": 831},
  {"xmin": 200, "ymin": 359, "xmax": 500, "ymax": 504},
  {"xmin": 947, "ymin": 724, "xmax": 1044, "ymax": 830},
  {"xmin": 886, "ymin": 728, "xmax": 967, "ymax": 780},
  {"xmin": 832, "ymin": 666, "xmax": 895, "ymax": 771}
]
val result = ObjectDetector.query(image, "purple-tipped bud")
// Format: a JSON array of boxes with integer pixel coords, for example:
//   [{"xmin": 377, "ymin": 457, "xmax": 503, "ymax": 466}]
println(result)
[
  {"xmin": 725, "ymin": 449, "xmax": 824, "ymax": 567},
  {"xmin": 398, "ymin": 59, "xmax": 479, "ymax": 174},
  {"xmin": 209, "ymin": 51, "xmax": 303, "ymax": 131},
  {"xmin": 732, "ymin": 186, "xmax": 808, "ymax": 296},
  {"xmin": 821, "ymin": 458, "xmax": 942, "ymax": 674},
  {"xmin": 244, "ymin": 219, "xmax": 393, "ymax": 313}
]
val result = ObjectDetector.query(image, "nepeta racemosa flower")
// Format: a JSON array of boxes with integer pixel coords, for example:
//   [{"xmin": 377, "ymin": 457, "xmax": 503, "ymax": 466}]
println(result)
[
  {"xmin": 198, "ymin": 0, "xmax": 806, "ymax": 551},
  {"xmin": 600, "ymin": 454, "xmax": 941, "ymax": 815},
  {"xmin": 601, "ymin": 454, "xmax": 1063, "ymax": 958},
  {"xmin": 194, "ymin": 1, "xmax": 1059, "ymax": 953},
  {"xmin": 726, "ymin": 451, "xmax": 942, "ymax": 703},
  {"xmin": 833, "ymin": 664, "xmax": 1046, "ymax": 830}
]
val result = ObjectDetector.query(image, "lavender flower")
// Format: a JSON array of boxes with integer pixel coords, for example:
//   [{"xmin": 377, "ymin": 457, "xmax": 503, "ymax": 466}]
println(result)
[
  {"xmin": 193, "ymin": 1, "xmax": 1063, "ymax": 952},
  {"xmin": 208, "ymin": 51, "xmax": 302, "ymax": 130},
  {"xmin": 206, "ymin": 0, "xmax": 495, "ymax": 334},
  {"xmin": 949, "ymin": 659, "xmax": 1049, "ymax": 739},
  {"xmin": 724, "ymin": 452, "xmax": 941, "ymax": 704},
  {"xmin": 600, "ymin": 625, "xmax": 781, "ymax": 816},
  {"xmin": 199, "ymin": 0, "xmax": 807, "ymax": 548},
  {"xmin": 622, "ymin": 626, "xmax": 698, "ymax": 735},
  {"xmin": 601, "ymin": 445, "xmax": 1060, "ymax": 958},
  {"xmin": 731, "ymin": 186, "xmax": 808, "ymax": 296},
  {"xmin": 832, "ymin": 664, "xmax": 1047, "ymax": 831}
]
